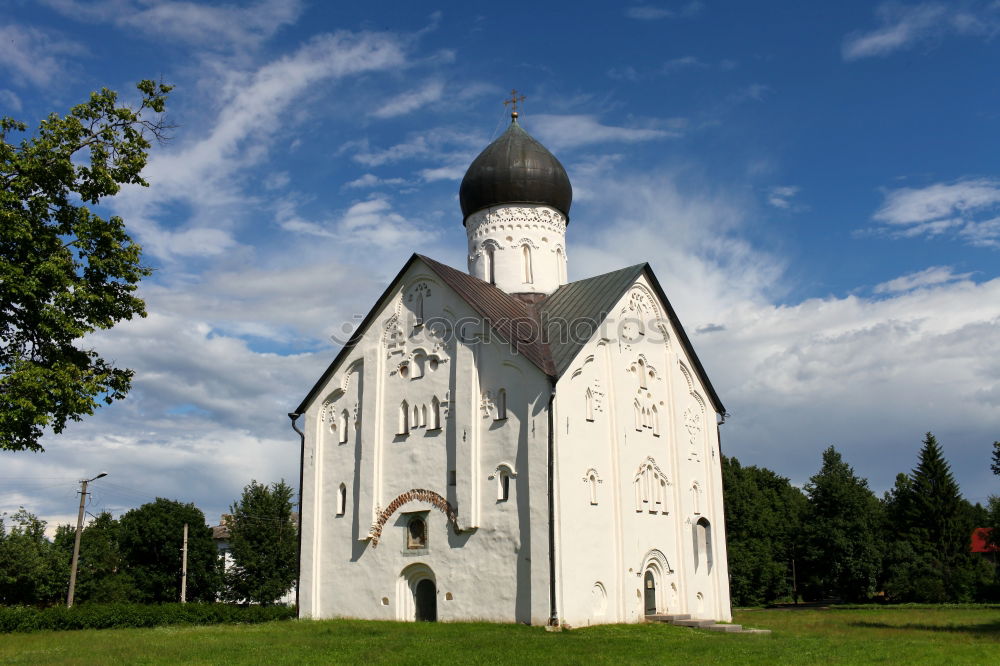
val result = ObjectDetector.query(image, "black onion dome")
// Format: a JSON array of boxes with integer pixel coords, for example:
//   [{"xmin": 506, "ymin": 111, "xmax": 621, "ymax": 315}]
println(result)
[{"xmin": 460, "ymin": 118, "xmax": 572, "ymax": 223}]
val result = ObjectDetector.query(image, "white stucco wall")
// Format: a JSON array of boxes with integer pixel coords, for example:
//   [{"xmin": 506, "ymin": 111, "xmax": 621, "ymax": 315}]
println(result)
[
  {"xmin": 552, "ymin": 275, "xmax": 732, "ymax": 626},
  {"xmin": 466, "ymin": 204, "xmax": 568, "ymax": 296},
  {"xmin": 298, "ymin": 259, "xmax": 553, "ymax": 624},
  {"xmin": 298, "ymin": 261, "xmax": 732, "ymax": 627}
]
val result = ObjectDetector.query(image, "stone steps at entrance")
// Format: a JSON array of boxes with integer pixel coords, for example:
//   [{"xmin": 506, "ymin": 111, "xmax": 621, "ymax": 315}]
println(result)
[{"xmin": 645, "ymin": 614, "xmax": 770, "ymax": 635}]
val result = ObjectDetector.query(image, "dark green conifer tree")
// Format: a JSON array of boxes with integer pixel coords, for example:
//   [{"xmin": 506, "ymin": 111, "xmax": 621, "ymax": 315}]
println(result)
[
  {"xmin": 884, "ymin": 433, "xmax": 985, "ymax": 601},
  {"xmin": 800, "ymin": 446, "xmax": 882, "ymax": 602}
]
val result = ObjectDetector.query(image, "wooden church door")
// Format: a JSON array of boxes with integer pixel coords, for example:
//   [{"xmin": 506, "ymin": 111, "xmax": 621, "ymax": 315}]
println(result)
[
  {"xmin": 643, "ymin": 571, "xmax": 656, "ymax": 615},
  {"xmin": 415, "ymin": 579, "xmax": 437, "ymax": 622}
]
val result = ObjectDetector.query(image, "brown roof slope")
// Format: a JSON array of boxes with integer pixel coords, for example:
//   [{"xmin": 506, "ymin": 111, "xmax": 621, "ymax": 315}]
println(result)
[
  {"xmin": 417, "ymin": 255, "xmax": 554, "ymax": 374},
  {"xmin": 295, "ymin": 255, "xmax": 724, "ymax": 416}
]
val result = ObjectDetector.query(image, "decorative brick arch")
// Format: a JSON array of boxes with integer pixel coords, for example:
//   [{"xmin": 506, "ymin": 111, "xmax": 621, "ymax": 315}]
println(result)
[{"xmin": 369, "ymin": 489, "xmax": 460, "ymax": 547}]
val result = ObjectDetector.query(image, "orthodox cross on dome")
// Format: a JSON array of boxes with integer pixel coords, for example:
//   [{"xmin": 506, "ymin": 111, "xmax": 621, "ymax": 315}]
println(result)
[{"xmin": 504, "ymin": 89, "xmax": 526, "ymax": 119}]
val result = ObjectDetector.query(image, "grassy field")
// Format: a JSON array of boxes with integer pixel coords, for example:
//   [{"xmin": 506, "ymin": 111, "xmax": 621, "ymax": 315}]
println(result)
[{"xmin": 0, "ymin": 605, "xmax": 997, "ymax": 665}]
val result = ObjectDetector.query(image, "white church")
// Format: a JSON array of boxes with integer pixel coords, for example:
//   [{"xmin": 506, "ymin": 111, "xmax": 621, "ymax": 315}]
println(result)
[{"xmin": 291, "ymin": 109, "xmax": 732, "ymax": 626}]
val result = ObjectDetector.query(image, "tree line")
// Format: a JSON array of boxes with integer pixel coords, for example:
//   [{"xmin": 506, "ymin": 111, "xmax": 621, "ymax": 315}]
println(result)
[
  {"xmin": 4, "ymin": 438, "xmax": 998, "ymax": 608},
  {"xmin": 724, "ymin": 434, "xmax": 1000, "ymax": 605},
  {"xmin": 0, "ymin": 480, "xmax": 296, "ymax": 607}
]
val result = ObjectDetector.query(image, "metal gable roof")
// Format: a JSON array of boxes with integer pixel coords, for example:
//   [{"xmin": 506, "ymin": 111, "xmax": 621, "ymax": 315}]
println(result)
[
  {"xmin": 537, "ymin": 263, "xmax": 646, "ymax": 376},
  {"xmin": 294, "ymin": 255, "xmax": 725, "ymax": 416}
]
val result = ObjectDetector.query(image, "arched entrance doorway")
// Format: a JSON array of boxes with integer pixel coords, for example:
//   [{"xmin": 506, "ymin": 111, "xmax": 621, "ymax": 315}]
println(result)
[
  {"xmin": 643, "ymin": 570, "xmax": 657, "ymax": 616},
  {"xmin": 415, "ymin": 578, "xmax": 437, "ymax": 622}
]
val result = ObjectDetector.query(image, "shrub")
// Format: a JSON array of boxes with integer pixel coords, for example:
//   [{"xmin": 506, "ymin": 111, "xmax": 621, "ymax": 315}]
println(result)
[{"xmin": 0, "ymin": 603, "xmax": 296, "ymax": 633}]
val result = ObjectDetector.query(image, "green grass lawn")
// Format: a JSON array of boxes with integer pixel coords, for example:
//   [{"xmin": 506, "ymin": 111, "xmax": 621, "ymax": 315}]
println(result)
[{"xmin": 1, "ymin": 606, "xmax": 997, "ymax": 665}]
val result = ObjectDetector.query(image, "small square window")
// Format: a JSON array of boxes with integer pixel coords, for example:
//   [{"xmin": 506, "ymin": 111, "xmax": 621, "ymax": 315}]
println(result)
[{"xmin": 406, "ymin": 516, "xmax": 427, "ymax": 549}]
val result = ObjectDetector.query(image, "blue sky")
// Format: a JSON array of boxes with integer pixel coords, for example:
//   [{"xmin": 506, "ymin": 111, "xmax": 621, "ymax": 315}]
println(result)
[{"xmin": 2, "ymin": 0, "xmax": 999, "ymax": 530}]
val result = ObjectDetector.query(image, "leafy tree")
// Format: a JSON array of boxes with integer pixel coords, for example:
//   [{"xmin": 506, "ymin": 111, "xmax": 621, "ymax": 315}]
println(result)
[
  {"xmin": 118, "ymin": 498, "xmax": 220, "ymax": 603},
  {"xmin": 0, "ymin": 508, "xmax": 68, "ymax": 605},
  {"xmin": 800, "ymin": 446, "xmax": 882, "ymax": 602},
  {"xmin": 883, "ymin": 433, "xmax": 986, "ymax": 601},
  {"xmin": 991, "ymin": 441, "xmax": 1000, "ymax": 476},
  {"xmin": 0, "ymin": 80, "xmax": 172, "ymax": 452},
  {"xmin": 722, "ymin": 456, "xmax": 808, "ymax": 606},
  {"xmin": 223, "ymin": 480, "xmax": 297, "ymax": 605},
  {"xmin": 53, "ymin": 512, "xmax": 137, "ymax": 603}
]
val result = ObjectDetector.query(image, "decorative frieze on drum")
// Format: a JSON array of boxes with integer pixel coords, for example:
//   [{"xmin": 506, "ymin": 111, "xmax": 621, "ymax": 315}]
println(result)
[{"xmin": 465, "ymin": 204, "xmax": 567, "ymax": 240}]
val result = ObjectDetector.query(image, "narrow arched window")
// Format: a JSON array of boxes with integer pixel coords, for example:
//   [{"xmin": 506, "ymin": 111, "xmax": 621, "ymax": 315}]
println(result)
[
  {"xmin": 634, "ymin": 401, "xmax": 642, "ymax": 431},
  {"xmin": 556, "ymin": 247, "xmax": 566, "ymax": 283},
  {"xmin": 645, "ymin": 466, "xmax": 654, "ymax": 512},
  {"xmin": 411, "ymin": 353, "xmax": 425, "ymax": 378},
  {"xmin": 407, "ymin": 516, "xmax": 427, "ymax": 549},
  {"xmin": 485, "ymin": 244, "xmax": 496, "ymax": 285},
  {"xmin": 398, "ymin": 401, "xmax": 409, "ymax": 435},
  {"xmin": 412, "ymin": 404, "xmax": 420, "ymax": 427},
  {"xmin": 499, "ymin": 472, "xmax": 510, "ymax": 501},
  {"xmin": 339, "ymin": 410, "xmax": 349, "ymax": 444},
  {"xmin": 336, "ymin": 483, "xmax": 347, "ymax": 516},
  {"xmin": 589, "ymin": 474, "xmax": 598, "ymax": 505},
  {"xmin": 695, "ymin": 518, "xmax": 712, "ymax": 572},
  {"xmin": 495, "ymin": 389, "xmax": 507, "ymax": 420},
  {"xmin": 429, "ymin": 396, "xmax": 441, "ymax": 430},
  {"xmin": 420, "ymin": 404, "xmax": 427, "ymax": 428},
  {"xmin": 522, "ymin": 244, "xmax": 533, "ymax": 283},
  {"xmin": 585, "ymin": 388, "xmax": 594, "ymax": 422},
  {"xmin": 652, "ymin": 405, "xmax": 660, "ymax": 437},
  {"xmin": 637, "ymin": 358, "xmax": 647, "ymax": 389}
]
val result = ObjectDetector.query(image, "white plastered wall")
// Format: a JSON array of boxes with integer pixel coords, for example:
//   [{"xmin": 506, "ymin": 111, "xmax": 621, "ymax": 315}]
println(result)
[
  {"xmin": 466, "ymin": 204, "xmax": 568, "ymax": 296},
  {"xmin": 298, "ymin": 259, "xmax": 553, "ymax": 624},
  {"xmin": 552, "ymin": 274, "xmax": 732, "ymax": 626}
]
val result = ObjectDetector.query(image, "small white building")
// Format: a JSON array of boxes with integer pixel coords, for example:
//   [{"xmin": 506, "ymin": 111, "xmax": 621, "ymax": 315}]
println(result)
[{"xmin": 292, "ymin": 113, "xmax": 732, "ymax": 626}]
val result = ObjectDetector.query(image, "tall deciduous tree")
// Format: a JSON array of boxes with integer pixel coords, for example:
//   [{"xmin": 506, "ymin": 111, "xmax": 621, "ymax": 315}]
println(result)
[
  {"xmin": 722, "ymin": 456, "xmax": 808, "ymax": 606},
  {"xmin": 53, "ymin": 512, "xmax": 137, "ymax": 603},
  {"xmin": 223, "ymin": 480, "xmax": 297, "ymax": 605},
  {"xmin": 0, "ymin": 80, "xmax": 171, "ymax": 452},
  {"xmin": 0, "ymin": 508, "xmax": 68, "ymax": 605},
  {"xmin": 800, "ymin": 446, "xmax": 882, "ymax": 602},
  {"xmin": 118, "ymin": 498, "xmax": 219, "ymax": 603}
]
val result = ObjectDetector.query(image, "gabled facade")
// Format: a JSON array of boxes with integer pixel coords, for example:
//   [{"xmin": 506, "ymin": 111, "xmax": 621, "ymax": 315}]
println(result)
[{"xmin": 292, "ymin": 113, "xmax": 731, "ymax": 626}]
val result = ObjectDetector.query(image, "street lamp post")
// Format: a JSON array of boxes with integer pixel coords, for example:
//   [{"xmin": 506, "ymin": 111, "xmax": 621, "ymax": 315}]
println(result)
[{"xmin": 66, "ymin": 472, "xmax": 107, "ymax": 608}]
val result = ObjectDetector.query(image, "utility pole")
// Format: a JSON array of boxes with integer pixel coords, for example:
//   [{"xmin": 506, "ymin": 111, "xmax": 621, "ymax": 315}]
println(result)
[
  {"xmin": 67, "ymin": 472, "xmax": 107, "ymax": 608},
  {"xmin": 180, "ymin": 522, "xmax": 189, "ymax": 603}
]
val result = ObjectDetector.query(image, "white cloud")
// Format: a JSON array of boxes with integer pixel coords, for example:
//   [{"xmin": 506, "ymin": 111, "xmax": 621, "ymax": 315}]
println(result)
[
  {"xmin": 419, "ymin": 166, "xmax": 466, "ymax": 182},
  {"xmin": 0, "ymin": 89, "xmax": 22, "ymax": 111},
  {"xmin": 871, "ymin": 178, "xmax": 1000, "ymax": 247},
  {"xmin": 663, "ymin": 55, "xmax": 707, "ymax": 71},
  {"xmin": 567, "ymin": 168, "xmax": 1000, "ymax": 501},
  {"xmin": 626, "ymin": 5, "xmax": 674, "ymax": 20},
  {"xmin": 347, "ymin": 127, "xmax": 481, "ymax": 168},
  {"xmin": 372, "ymin": 80, "xmax": 445, "ymax": 119},
  {"xmin": 109, "ymin": 29, "xmax": 409, "ymax": 259},
  {"xmin": 873, "ymin": 266, "xmax": 973, "ymax": 293},
  {"xmin": 345, "ymin": 173, "xmax": 408, "ymax": 188},
  {"xmin": 625, "ymin": 2, "xmax": 703, "ymax": 20},
  {"xmin": 41, "ymin": 0, "xmax": 303, "ymax": 52},
  {"xmin": 767, "ymin": 185, "xmax": 801, "ymax": 209},
  {"xmin": 843, "ymin": 2, "xmax": 1000, "ymax": 60},
  {"xmin": 529, "ymin": 114, "xmax": 679, "ymax": 151},
  {"xmin": 0, "ymin": 24, "xmax": 87, "ymax": 88}
]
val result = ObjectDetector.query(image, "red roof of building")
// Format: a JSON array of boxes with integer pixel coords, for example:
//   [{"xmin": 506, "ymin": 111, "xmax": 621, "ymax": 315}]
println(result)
[{"xmin": 971, "ymin": 527, "xmax": 997, "ymax": 553}]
